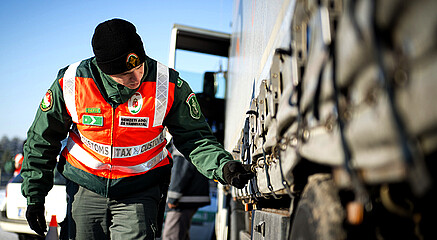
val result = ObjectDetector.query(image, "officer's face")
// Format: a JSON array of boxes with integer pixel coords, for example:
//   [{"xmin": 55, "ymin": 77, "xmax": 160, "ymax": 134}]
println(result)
[{"xmin": 109, "ymin": 63, "xmax": 144, "ymax": 89}]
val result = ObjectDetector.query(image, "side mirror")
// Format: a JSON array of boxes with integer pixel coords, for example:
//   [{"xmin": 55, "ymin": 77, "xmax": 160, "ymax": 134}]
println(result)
[{"xmin": 203, "ymin": 72, "xmax": 217, "ymax": 97}]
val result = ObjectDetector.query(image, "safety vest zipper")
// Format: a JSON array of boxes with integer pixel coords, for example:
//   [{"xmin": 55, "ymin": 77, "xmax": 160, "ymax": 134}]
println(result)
[{"xmin": 106, "ymin": 107, "xmax": 115, "ymax": 196}]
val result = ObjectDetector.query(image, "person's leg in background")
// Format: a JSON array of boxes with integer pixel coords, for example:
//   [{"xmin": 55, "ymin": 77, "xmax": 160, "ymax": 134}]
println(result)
[{"xmin": 162, "ymin": 208, "xmax": 198, "ymax": 240}]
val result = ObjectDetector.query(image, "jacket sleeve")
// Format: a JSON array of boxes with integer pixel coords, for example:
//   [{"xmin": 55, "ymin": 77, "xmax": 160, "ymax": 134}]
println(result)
[
  {"xmin": 21, "ymin": 70, "xmax": 72, "ymax": 205},
  {"xmin": 164, "ymin": 77, "xmax": 234, "ymax": 184}
]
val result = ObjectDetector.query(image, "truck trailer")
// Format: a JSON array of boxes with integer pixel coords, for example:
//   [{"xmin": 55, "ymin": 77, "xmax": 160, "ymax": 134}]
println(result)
[{"xmin": 169, "ymin": 0, "xmax": 437, "ymax": 239}]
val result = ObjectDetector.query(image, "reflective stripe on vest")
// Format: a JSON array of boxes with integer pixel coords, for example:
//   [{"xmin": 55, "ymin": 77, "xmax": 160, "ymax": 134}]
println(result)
[
  {"xmin": 71, "ymin": 127, "xmax": 166, "ymax": 158},
  {"xmin": 63, "ymin": 61, "xmax": 81, "ymax": 122},
  {"xmin": 154, "ymin": 62, "xmax": 169, "ymax": 127},
  {"xmin": 66, "ymin": 137, "xmax": 168, "ymax": 174}
]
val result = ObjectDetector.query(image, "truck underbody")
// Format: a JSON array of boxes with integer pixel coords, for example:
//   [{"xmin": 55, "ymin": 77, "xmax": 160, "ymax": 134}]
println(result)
[{"xmin": 222, "ymin": 0, "xmax": 437, "ymax": 239}]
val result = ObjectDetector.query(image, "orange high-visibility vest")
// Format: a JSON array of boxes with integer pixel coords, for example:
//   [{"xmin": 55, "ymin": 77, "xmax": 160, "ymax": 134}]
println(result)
[{"xmin": 60, "ymin": 61, "xmax": 174, "ymax": 179}]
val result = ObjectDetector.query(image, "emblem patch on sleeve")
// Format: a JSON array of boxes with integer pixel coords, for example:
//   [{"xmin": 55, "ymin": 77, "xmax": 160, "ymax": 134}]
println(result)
[
  {"xmin": 40, "ymin": 89, "xmax": 53, "ymax": 112},
  {"xmin": 186, "ymin": 93, "xmax": 201, "ymax": 119}
]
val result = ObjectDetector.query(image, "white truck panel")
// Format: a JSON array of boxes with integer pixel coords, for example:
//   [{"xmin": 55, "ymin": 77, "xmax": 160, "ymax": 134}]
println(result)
[{"xmin": 225, "ymin": 0, "xmax": 295, "ymax": 150}]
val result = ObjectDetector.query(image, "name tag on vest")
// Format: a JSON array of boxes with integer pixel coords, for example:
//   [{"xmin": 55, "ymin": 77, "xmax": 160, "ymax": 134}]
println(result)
[{"xmin": 119, "ymin": 116, "xmax": 149, "ymax": 128}]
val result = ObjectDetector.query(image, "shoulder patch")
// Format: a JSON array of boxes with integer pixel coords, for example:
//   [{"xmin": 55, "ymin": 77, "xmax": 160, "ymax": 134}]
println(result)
[
  {"xmin": 177, "ymin": 77, "xmax": 184, "ymax": 88},
  {"xmin": 186, "ymin": 93, "xmax": 201, "ymax": 119},
  {"xmin": 40, "ymin": 89, "xmax": 53, "ymax": 112}
]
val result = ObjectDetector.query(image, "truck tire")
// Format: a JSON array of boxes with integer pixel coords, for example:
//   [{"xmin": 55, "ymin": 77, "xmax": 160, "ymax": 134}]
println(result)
[{"xmin": 290, "ymin": 174, "xmax": 346, "ymax": 240}]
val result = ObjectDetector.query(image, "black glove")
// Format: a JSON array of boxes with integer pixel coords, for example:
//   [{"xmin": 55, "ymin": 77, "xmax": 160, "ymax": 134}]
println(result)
[
  {"xmin": 223, "ymin": 161, "xmax": 254, "ymax": 189},
  {"xmin": 26, "ymin": 203, "xmax": 47, "ymax": 237}
]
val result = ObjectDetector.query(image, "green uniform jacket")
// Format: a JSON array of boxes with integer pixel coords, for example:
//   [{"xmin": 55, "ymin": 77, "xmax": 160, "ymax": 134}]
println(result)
[{"xmin": 21, "ymin": 56, "xmax": 234, "ymax": 205}]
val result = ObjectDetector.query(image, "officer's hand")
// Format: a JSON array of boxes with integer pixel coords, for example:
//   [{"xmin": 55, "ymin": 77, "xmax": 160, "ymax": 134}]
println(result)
[
  {"xmin": 26, "ymin": 203, "xmax": 47, "ymax": 237},
  {"xmin": 223, "ymin": 161, "xmax": 254, "ymax": 189}
]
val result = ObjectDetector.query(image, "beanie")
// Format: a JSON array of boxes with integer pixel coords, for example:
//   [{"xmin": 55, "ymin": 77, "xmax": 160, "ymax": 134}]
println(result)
[{"xmin": 92, "ymin": 18, "xmax": 146, "ymax": 75}]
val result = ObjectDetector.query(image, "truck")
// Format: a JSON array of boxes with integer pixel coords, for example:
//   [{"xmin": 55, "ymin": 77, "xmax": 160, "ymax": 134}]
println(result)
[{"xmin": 168, "ymin": 0, "xmax": 437, "ymax": 239}]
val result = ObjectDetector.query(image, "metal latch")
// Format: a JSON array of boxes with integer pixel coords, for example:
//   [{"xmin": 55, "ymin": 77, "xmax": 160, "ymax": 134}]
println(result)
[{"xmin": 254, "ymin": 221, "xmax": 266, "ymax": 237}]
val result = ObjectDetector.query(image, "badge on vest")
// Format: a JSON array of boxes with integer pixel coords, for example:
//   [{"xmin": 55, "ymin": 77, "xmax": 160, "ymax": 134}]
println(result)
[
  {"xmin": 119, "ymin": 116, "xmax": 149, "ymax": 128},
  {"xmin": 128, "ymin": 92, "xmax": 143, "ymax": 115},
  {"xmin": 82, "ymin": 115, "xmax": 103, "ymax": 126}
]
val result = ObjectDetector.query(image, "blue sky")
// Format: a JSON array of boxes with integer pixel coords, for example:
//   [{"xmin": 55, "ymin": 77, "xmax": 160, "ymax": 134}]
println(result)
[{"xmin": 0, "ymin": 0, "xmax": 233, "ymax": 139}]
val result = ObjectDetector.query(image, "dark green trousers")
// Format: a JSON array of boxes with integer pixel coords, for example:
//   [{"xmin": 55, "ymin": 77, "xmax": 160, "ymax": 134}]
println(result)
[{"xmin": 61, "ymin": 180, "xmax": 161, "ymax": 240}]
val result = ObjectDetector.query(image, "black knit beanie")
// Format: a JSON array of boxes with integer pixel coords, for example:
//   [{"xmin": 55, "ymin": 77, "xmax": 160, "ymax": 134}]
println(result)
[{"xmin": 92, "ymin": 18, "xmax": 146, "ymax": 75}]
